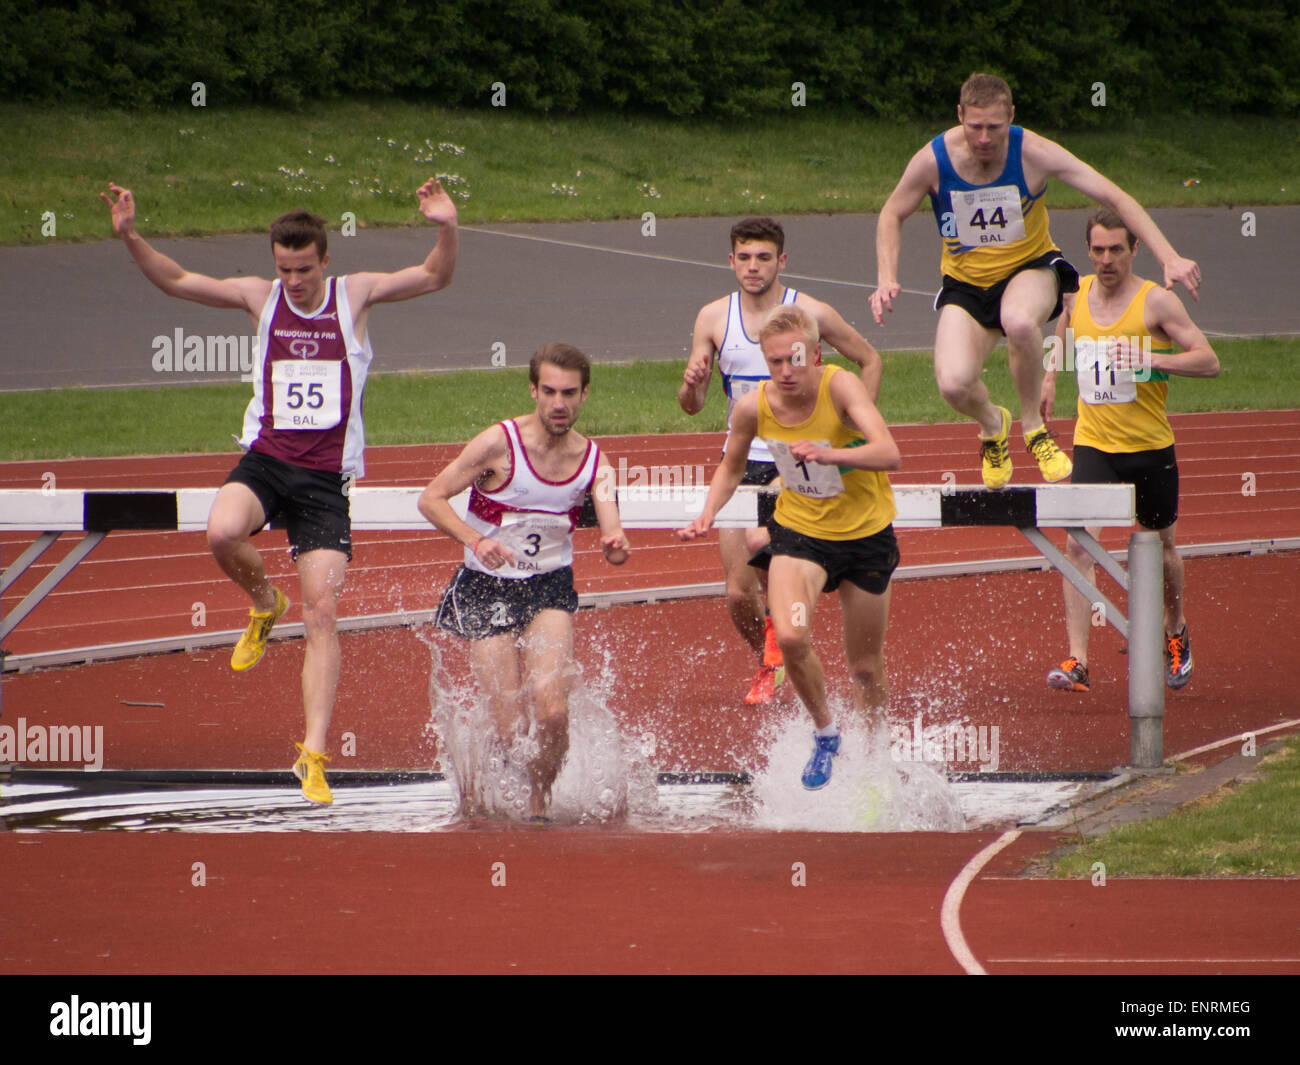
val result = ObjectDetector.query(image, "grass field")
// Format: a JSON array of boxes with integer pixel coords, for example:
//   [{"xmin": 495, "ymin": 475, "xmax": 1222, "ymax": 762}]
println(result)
[
  {"xmin": 5, "ymin": 102, "xmax": 1300, "ymax": 244},
  {"xmin": 1055, "ymin": 740, "xmax": 1300, "ymax": 877},
  {"xmin": 0, "ymin": 337, "xmax": 1291, "ymax": 462}
]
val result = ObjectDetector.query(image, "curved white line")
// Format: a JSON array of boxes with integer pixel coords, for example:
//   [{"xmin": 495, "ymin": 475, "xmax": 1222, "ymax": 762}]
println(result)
[{"xmin": 941, "ymin": 829, "xmax": 1022, "ymax": 975}]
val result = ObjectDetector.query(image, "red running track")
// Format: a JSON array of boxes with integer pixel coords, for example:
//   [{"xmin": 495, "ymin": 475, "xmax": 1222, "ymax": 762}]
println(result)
[
  {"xmin": 2, "ymin": 411, "xmax": 1298, "ymax": 975},
  {"xmin": 3, "ymin": 411, "xmax": 1297, "ymax": 656}
]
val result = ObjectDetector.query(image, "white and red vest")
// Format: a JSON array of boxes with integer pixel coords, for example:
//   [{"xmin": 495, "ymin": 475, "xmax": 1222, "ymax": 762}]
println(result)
[{"xmin": 463, "ymin": 420, "xmax": 600, "ymax": 579}]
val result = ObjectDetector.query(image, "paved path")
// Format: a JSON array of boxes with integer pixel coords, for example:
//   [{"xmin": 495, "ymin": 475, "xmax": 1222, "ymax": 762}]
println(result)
[{"xmin": 2, "ymin": 207, "xmax": 1296, "ymax": 391}]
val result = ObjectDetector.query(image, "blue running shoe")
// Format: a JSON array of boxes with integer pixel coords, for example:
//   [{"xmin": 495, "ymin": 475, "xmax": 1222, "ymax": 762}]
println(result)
[{"xmin": 801, "ymin": 732, "xmax": 841, "ymax": 790}]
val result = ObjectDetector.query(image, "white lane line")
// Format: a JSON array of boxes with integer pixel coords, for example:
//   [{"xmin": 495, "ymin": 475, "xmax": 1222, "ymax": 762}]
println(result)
[
  {"xmin": 941, "ymin": 828, "xmax": 1022, "ymax": 975},
  {"xmin": 1170, "ymin": 718, "xmax": 1300, "ymax": 762},
  {"xmin": 462, "ymin": 225, "xmax": 937, "ymax": 296}
]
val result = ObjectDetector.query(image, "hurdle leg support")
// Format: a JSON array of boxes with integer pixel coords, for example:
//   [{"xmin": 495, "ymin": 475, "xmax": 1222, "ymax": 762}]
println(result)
[
  {"xmin": 1019, "ymin": 527, "xmax": 1129, "ymax": 640},
  {"xmin": 1127, "ymin": 530, "xmax": 1165, "ymax": 768}
]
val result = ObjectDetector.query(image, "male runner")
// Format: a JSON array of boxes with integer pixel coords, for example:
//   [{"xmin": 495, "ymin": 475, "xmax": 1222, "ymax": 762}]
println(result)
[
  {"xmin": 679, "ymin": 305, "xmax": 900, "ymax": 791},
  {"xmin": 419, "ymin": 343, "xmax": 630, "ymax": 820},
  {"xmin": 870, "ymin": 73, "xmax": 1201, "ymax": 489},
  {"xmin": 101, "ymin": 178, "xmax": 459, "ymax": 804},
  {"xmin": 1041, "ymin": 209, "xmax": 1219, "ymax": 692},
  {"xmin": 679, "ymin": 217, "xmax": 882, "ymax": 705}
]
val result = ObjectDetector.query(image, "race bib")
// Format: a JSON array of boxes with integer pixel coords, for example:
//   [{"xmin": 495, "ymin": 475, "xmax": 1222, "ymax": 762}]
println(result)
[
  {"xmin": 727, "ymin": 375, "xmax": 764, "ymax": 401},
  {"xmin": 953, "ymin": 185, "xmax": 1027, "ymax": 247},
  {"xmin": 271, "ymin": 360, "xmax": 343, "ymax": 430},
  {"xmin": 1075, "ymin": 337, "xmax": 1138, "ymax": 405},
  {"xmin": 766, "ymin": 439, "xmax": 843, "ymax": 498},
  {"xmin": 493, "ymin": 511, "xmax": 570, "ymax": 573}
]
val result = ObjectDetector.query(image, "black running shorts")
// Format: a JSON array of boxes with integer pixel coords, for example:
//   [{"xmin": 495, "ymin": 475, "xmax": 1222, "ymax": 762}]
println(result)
[
  {"xmin": 1071, "ymin": 444, "xmax": 1179, "ymax": 531},
  {"xmin": 224, "ymin": 449, "xmax": 352, "ymax": 560},
  {"xmin": 935, "ymin": 249, "xmax": 1080, "ymax": 333},
  {"xmin": 751, "ymin": 522, "xmax": 900, "ymax": 595}
]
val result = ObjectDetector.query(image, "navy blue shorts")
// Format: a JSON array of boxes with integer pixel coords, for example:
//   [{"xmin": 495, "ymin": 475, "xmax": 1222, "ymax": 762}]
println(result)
[
  {"xmin": 435, "ymin": 565, "xmax": 578, "ymax": 641},
  {"xmin": 740, "ymin": 458, "xmax": 779, "ymax": 531}
]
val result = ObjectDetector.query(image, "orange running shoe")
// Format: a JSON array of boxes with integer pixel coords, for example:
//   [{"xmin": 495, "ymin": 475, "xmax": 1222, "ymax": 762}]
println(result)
[
  {"xmin": 1046, "ymin": 657, "xmax": 1090, "ymax": 692},
  {"xmin": 1165, "ymin": 626, "xmax": 1193, "ymax": 690},
  {"xmin": 762, "ymin": 615, "xmax": 783, "ymax": 668},
  {"xmin": 745, "ymin": 663, "xmax": 785, "ymax": 705}
]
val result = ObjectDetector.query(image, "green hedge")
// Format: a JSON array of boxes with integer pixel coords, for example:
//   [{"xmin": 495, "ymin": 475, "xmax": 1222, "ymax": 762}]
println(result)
[{"xmin": 3, "ymin": 0, "xmax": 1296, "ymax": 120}]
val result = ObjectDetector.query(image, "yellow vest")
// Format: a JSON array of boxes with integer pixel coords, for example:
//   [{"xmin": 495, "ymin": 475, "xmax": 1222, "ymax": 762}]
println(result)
[
  {"xmin": 1069, "ymin": 276, "xmax": 1175, "ymax": 452},
  {"xmin": 756, "ymin": 365, "xmax": 896, "ymax": 540}
]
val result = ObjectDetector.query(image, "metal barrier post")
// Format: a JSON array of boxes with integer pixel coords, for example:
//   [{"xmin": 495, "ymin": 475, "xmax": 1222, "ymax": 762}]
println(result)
[{"xmin": 1128, "ymin": 530, "xmax": 1165, "ymax": 768}]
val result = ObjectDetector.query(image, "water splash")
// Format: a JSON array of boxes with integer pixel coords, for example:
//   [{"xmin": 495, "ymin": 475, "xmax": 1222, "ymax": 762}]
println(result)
[
  {"xmin": 750, "ymin": 707, "xmax": 967, "ymax": 832},
  {"xmin": 419, "ymin": 630, "xmax": 654, "ymax": 825}
]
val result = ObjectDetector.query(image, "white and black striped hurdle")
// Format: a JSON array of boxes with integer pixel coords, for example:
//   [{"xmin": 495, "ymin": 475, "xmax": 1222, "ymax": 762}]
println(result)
[{"xmin": 0, "ymin": 483, "xmax": 1165, "ymax": 767}]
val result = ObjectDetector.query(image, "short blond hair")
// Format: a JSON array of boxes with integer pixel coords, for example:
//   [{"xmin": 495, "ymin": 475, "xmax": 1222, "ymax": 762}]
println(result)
[
  {"xmin": 959, "ymin": 73, "xmax": 1013, "ymax": 113},
  {"xmin": 759, "ymin": 303, "xmax": 819, "ymax": 351}
]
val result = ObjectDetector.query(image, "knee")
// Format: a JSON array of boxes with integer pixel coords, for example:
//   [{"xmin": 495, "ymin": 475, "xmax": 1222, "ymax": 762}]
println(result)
[
  {"xmin": 300, "ymin": 589, "xmax": 340, "ymax": 636},
  {"xmin": 206, "ymin": 520, "xmax": 245, "ymax": 557},
  {"xmin": 532, "ymin": 696, "xmax": 569, "ymax": 730},
  {"xmin": 847, "ymin": 653, "xmax": 884, "ymax": 693},
  {"xmin": 726, "ymin": 580, "xmax": 761, "ymax": 615},
  {"xmin": 934, "ymin": 365, "xmax": 974, "ymax": 407},
  {"xmin": 1065, "ymin": 536, "xmax": 1092, "ymax": 569},
  {"xmin": 1000, "ymin": 311, "xmax": 1041, "ymax": 350},
  {"xmin": 775, "ymin": 627, "xmax": 812, "ymax": 663}
]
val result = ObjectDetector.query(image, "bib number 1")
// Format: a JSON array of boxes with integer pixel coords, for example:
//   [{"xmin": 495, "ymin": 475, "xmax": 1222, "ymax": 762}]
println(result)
[{"xmin": 766, "ymin": 439, "xmax": 843, "ymax": 498}]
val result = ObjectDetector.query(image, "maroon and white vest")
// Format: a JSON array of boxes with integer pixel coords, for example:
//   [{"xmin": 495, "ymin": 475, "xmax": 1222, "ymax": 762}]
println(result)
[
  {"xmin": 462, "ymin": 420, "xmax": 600, "ymax": 579},
  {"xmin": 239, "ymin": 277, "xmax": 373, "ymax": 476}
]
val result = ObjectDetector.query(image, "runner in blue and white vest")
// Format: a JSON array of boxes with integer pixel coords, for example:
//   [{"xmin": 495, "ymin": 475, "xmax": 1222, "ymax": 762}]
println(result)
[{"xmin": 678, "ymin": 217, "xmax": 883, "ymax": 706}]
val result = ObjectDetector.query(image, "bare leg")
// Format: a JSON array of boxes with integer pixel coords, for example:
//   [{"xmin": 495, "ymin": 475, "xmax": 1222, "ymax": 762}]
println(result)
[
  {"xmin": 766, "ymin": 555, "xmax": 831, "ymax": 729},
  {"xmin": 206, "ymin": 482, "xmax": 276, "ymax": 611},
  {"xmin": 719, "ymin": 528, "xmax": 766, "ymax": 660},
  {"xmin": 1155, "ymin": 521, "xmax": 1186, "ymax": 635},
  {"xmin": 520, "ymin": 610, "xmax": 575, "ymax": 817},
  {"xmin": 1061, "ymin": 528, "xmax": 1102, "ymax": 665},
  {"xmin": 295, "ymin": 549, "xmax": 348, "ymax": 752},
  {"xmin": 998, "ymin": 267, "xmax": 1058, "ymax": 436},
  {"xmin": 468, "ymin": 633, "xmax": 527, "ymax": 744},
  {"xmin": 933, "ymin": 304, "xmax": 1003, "ymax": 436},
  {"xmin": 837, "ymin": 580, "xmax": 892, "ymax": 727}
]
